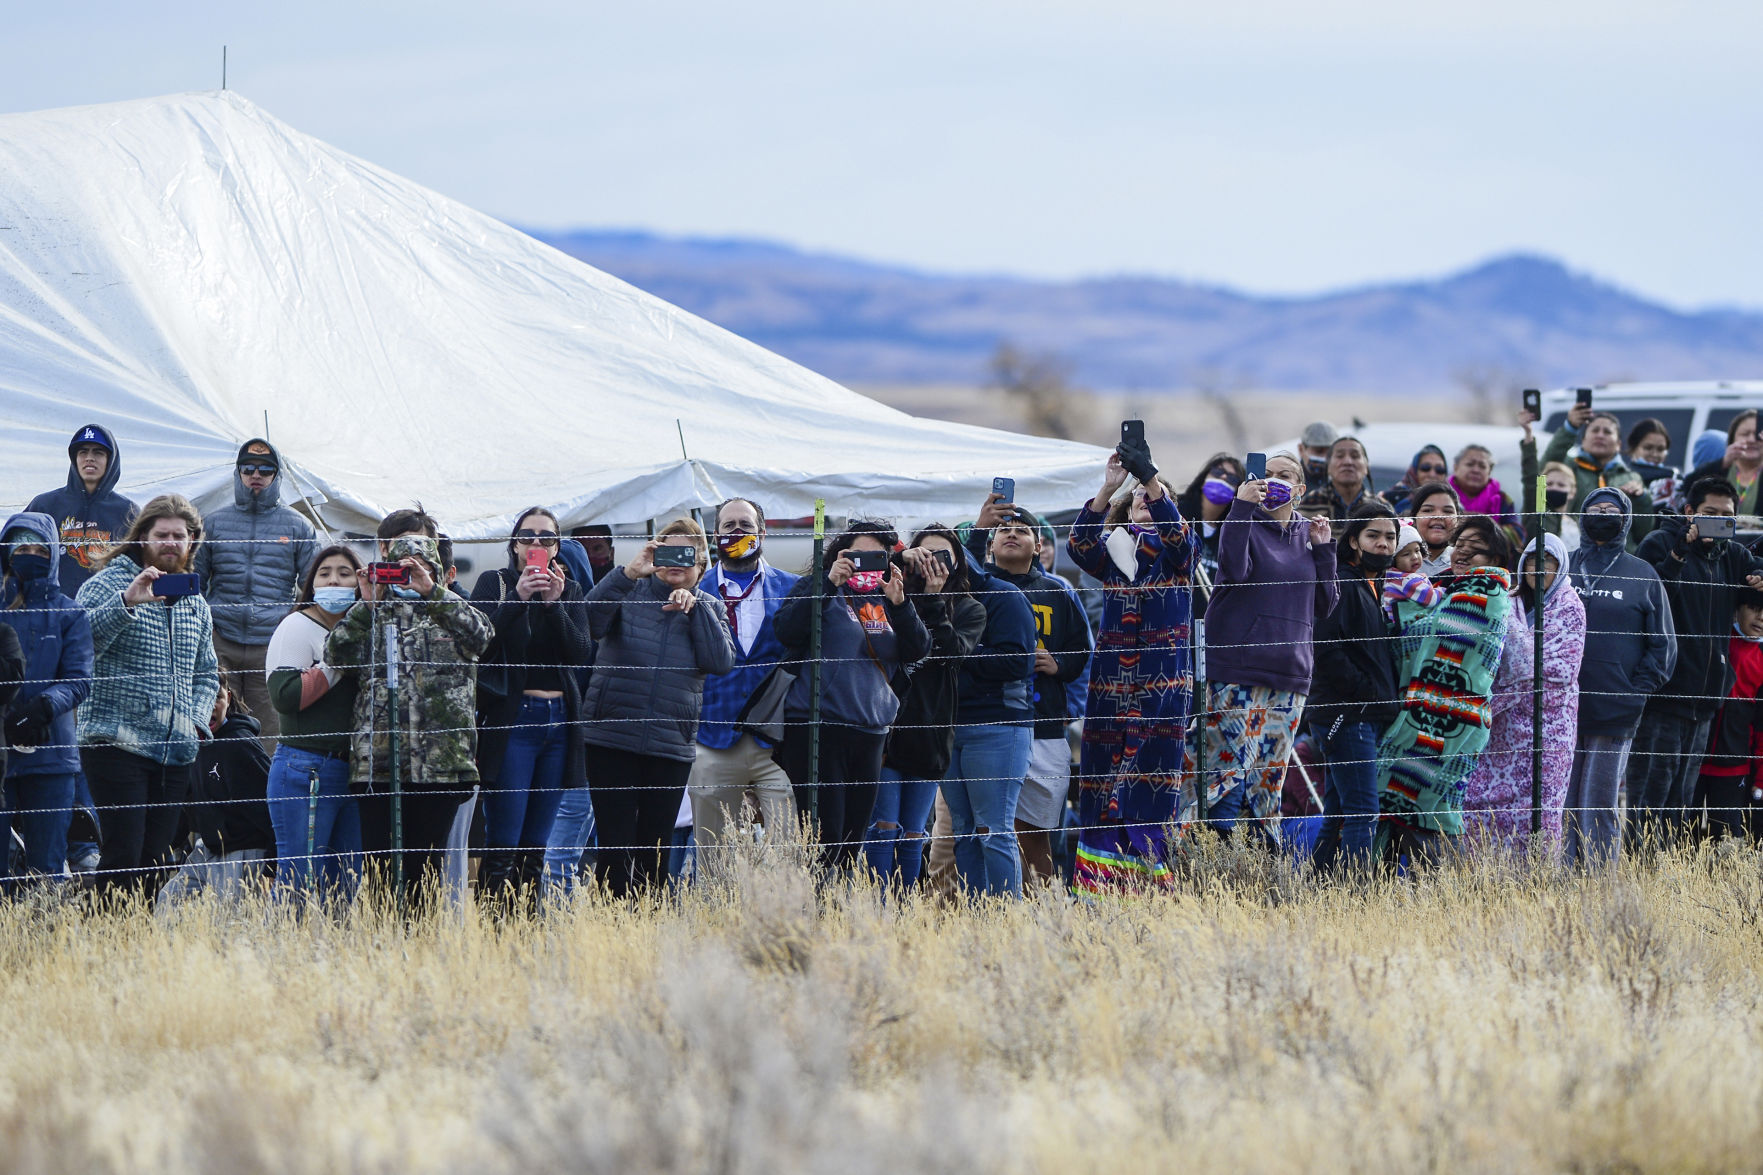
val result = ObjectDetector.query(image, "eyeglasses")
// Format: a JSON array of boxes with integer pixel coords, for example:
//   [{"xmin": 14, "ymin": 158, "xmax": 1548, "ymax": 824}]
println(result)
[
  {"xmin": 237, "ymin": 464, "xmax": 277, "ymax": 477},
  {"xmin": 514, "ymin": 529, "xmax": 559, "ymax": 547}
]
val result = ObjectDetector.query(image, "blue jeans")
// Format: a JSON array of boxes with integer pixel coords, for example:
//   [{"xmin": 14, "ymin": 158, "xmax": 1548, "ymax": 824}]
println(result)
[
  {"xmin": 1, "ymin": 772, "xmax": 76, "ymax": 881},
  {"xmin": 487, "ymin": 697, "xmax": 568, "ymax": 851},
  {"xmin": 265, "ymin": 746, "xmax": 361, "ymax": 895},
  {"xmin": 1308, "ymin": 719, "xmax": 1380, "ymax": 870},
  {"xmin": 865, "ymin": 767, "xmax": 940, "ymax": 886},
  {"xmin": 942, "ymin": 724, "xmax": 1032, "ymax": 897},
  {"xmin": 544, "ymin": 784, "xmax": 597, "ymax": 894}
]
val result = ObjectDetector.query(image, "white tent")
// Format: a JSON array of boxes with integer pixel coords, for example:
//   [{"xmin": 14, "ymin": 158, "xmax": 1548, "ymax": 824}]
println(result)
[{"xmin": 0, "ymin": 91, "xmax": 1109, "ymax": 537}]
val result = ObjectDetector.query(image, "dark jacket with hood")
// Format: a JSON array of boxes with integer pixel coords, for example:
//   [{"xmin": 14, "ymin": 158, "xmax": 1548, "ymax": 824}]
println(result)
[
  {"xmin": 0, "ymin": 622, "xmax": 23, "ymax": 780},
  {"xmin": 1306, "ymin": 549, "xmax": 1400, "ymax": 729},
  {"xmin": 1570, "ymin": 486, "xmax": 1678, "ymax": 737},
  {"xmin": 24, "ymin": 424, "xmax": 139, "ymax": 595},
  {"xmin": 1, "ymin": 512, "xmax": 94, "ymax": 778},
  {"xmin": 777, "ymin": 566, "xmax": 933, "ymax": 736},
  {"xmin": 963, "ymin": 527, "xmax": 1092, "ymax": 738},
  {"xmin": 195, "ymin": 439, "xmax": 320, "ymax": 647},
  {"xmin": 953, "ymin": 560, "xmax": 1037, "ymax": 730},
  {"xmin": 1205, "ymin": 498, "xmax": 1340, "ymax": 695},
  {"xmin": 884, "ymin": 547, "xmax": 988, "ymax": 779},
  {"xmin": 1634, "ymin": 514, "xmax": 1763, "ymax": 719},
  {"xmin": 190, "ymin": 711, "xmax": 275, "ymax": 855},
  {"xmin": 470, "ymin": 551, "xmax": 596, "ymax": 787}
]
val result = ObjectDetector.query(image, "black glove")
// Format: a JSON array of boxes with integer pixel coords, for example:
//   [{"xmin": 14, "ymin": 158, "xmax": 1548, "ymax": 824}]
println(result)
[
  {"xmin": 1658, "ymin": 511, "xmax": 1691, "ymax": 548},
  {"xmin": 1116, "ymin": 440, "xmax": 1158, "ymax": 485},
  {"xmin": 3, "ymin": 695, "xmax": 53, "ymax": 749}
]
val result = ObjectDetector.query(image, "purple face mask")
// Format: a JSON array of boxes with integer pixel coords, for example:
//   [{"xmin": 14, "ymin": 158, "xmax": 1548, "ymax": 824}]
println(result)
[
  {"xmin": 1262, "ymin": 480, "xmax": 1295, "ymax": 508},
  {"xmin": 1201, "ymin": 478, "xmax": 1237, "ymax": 506}
]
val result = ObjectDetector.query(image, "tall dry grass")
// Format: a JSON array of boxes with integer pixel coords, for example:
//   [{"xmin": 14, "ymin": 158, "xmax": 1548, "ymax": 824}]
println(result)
[{"xmin": 2, "ymin": 836, "xmax": 1763, "ymax": 1173}]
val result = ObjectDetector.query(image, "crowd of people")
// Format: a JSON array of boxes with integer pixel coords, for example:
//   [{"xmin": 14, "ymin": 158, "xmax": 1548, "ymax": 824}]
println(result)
[{"xmin": 3, "ymin": 408, "xmax": 1763, "ymax": 909}]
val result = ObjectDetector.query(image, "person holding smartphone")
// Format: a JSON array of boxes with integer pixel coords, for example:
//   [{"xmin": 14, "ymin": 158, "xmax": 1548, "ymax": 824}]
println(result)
[
  {"xmin": 579, "ymin": 519, "xmax": 734, "ymax": 897},
  {"xmin": 74, "ymin": 494, "xmax": 220, "ymax": 897},
  {"xmin": 470, "ymin": 507, "xmax": 595, "ymax": 905},
  {"xmin": 1540, "ymin": 399, "xmax": 1655, "ymax": 546}
]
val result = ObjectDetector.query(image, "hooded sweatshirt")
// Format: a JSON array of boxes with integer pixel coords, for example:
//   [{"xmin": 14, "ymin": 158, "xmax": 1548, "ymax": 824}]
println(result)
[
  {"xmin": 1204, "ymin": 498, "xmax": 1340, "ymax": 695},
  {"xmin": 24, "ymin": 424, "xmax": 139, "ymax": 595},
  {"xmin": 1634, "ymin": 511, "xmax": 1763, "ymax": 719},
  {"xmin": 0, "ymin": 512, "xmax": 94, "ymax": 778},
  {"xmin": 1569, "ymin": 487, "xmax": 1678, "ymax": 737},
  {"xmin": 961, "ymin": 526, "xmax": 1084, "ymax": 736},
  {"xmin": 1307, "ymin": 546, "xmax": 1400, "ymax": 728},
  {"xmin": 195, "ymin": 439, "xmax": 320, "ymax": 646}
]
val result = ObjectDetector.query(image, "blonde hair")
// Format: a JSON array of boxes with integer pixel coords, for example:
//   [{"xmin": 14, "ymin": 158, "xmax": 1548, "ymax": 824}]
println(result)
[
  {"xmin": 656, "ymin": 517, "xmax": 709, "ymax": 580},
  {"xmin": 100, "ymin": 493, "xmax": 202, "ymax": 571},
  {"xmin": 1541, "ymin": 461, "xmax": 1574, "ymax": 480}
]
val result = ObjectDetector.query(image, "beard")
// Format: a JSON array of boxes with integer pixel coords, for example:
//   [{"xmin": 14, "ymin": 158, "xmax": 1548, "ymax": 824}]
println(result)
[{"xmin": 145, "ymin": 545, "xmax": 188, "ymax": 573}]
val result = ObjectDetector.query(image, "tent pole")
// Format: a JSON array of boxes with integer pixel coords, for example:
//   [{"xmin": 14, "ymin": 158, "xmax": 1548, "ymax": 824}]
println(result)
[{"xmin": 808, "ymin": 500, "xmax": 825, "ymax": 832}]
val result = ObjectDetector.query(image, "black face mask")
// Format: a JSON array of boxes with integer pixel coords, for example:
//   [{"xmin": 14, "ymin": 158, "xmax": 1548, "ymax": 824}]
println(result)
[
  {"xmin": 1582, "ymin": 513, "xmax": 1624, "ymax": 544},
  {"xmin": 1357, "ymin": 550, "xmax": 1393, "ymax": 574}
]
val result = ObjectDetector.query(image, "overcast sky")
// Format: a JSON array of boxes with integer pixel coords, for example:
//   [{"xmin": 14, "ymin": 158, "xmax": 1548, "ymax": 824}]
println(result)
[{"xmin": 4, "ymin": 1, "xmax": 1758, "ymax": 308}]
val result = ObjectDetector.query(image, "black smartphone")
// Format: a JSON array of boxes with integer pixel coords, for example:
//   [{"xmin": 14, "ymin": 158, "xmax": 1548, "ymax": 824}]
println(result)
[
  {"xmin": 992, "ymin": 476, "xmax": 1015, "ymax": 504},
  {"xmin": 932, "ymin": 549, "xmax": 955, "ymax": 573},
  {"xmin": 1120, "ymin": 420, "xmax": 1146, "ymax": 448},
  {"xmin": 848, "ymin": 549, "xmax": 889, "ymax": 572},
  {"xmin": 652, "ymin": 544, "xmax": 697, "ymax": 569},
  {"xmin": 1246, "ymin": 452, "xmax": 1267, "ymax": 481},
  {"xmin": 1576, "ymin": 387, "xmax": 1594, "ymax": 408},
  {"xmin": 151, "ymin": 572, "xmax": 202, "ymax": 598},
  {"xmin": 1522, "ymin": 388, "xmax": 1542, "ymax": 416},
  {"xmin": 1698, "ymin": 514, "xmax": 1737, "ymax": 541},
  {"xmin": 1545, "ymin": 488, "xmax": 1569, "ymax": 511}
]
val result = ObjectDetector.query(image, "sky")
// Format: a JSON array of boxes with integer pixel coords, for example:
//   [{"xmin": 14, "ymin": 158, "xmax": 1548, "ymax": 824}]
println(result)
[{"xmin": 3, "ymin": 1, "xmax": 1759, "ymax": 308}]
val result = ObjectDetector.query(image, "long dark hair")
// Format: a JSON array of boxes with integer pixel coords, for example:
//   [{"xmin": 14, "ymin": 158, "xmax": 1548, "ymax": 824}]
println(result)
[
  {"xmin": 1177, "ymin": 452, "xmax": 1246, "ymax": 517},
  {"xmin": 1339, "ymin": 500, "xmax": 1398, "ymax": 566},
  {"xmin": 820, "ymin": 518, "xmax": 900, "ymax": 569},
  {"xmin": 296, "ymin": 544, "xmax": 364, "ymax": 606},
  {"xmin": 1449, "ymin": 515, "xmax": 1513, "ymax": 573},
  {"xmin": 908, "ymin": 523, "xmax": 972, "ymax": 597},
  {"xmin": 506, "ymin": 505, "xmax": 561, "ymax": 568}
]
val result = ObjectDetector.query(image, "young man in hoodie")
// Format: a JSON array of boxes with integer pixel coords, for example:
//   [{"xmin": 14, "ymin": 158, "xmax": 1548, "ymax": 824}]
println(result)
[
  {"xmin": 1629, "ymin": 478, "xmax": 1763, "ymax": 848},
  {"xmin": 194, "ymin": 440, "xmax": 319, "ymax": 747},
  {"xmin": 25, "ymin": 424, "xmax": 139, "ymax": 596},
  {"xmin": 967, "ymin": 498, "xmax": 1093, "ymax": 886},
  {"xmin": 1564, "ymin": 486, "xmax": 1678, "ymax": 867}
]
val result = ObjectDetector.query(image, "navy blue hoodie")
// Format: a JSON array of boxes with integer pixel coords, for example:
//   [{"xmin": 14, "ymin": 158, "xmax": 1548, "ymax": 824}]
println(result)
[
  {"xmin": 956, "ymin": 557, "xmax": 1038, "ymax": 729},
  {"xmin": 0, "ymin": 511, "xmax": 94, "ymax": 778},
  {"xmin": 1571, "ymin": 486, "xmax": 1678, "ymax": 737},
  {"xmin": 24, "ymin": 425, "xmax": 139, "ymax": 594}
]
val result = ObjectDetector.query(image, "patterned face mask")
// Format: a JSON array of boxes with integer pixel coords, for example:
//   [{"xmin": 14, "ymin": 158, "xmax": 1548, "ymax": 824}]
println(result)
[
  {"xmin": 847, "ymin": 570, "xmax": 885, "ymax": 593},
  {"xmin": 717, "ymin": 532, "xmax": 761, "ymax": 560},
  {"xmin": 1262, "ymin": 480, "xmax": 1295, "ymax": 508}
]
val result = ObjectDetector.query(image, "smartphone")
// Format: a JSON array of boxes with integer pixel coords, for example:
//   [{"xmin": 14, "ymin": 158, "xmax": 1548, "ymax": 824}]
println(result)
[
  {"xmin": 932, "ymin": 549, "xmax": 956, "ymax": 573},
  {"xmin": 652, "ymin": 544, "xmax": 697, "ymax": 569},
  {"xmin": 848, "ymin": 549, "xmax": 889, "ymax": 572},
  {"xmin": 992, "ymin": 476, "xmax": 1015, "ymax": 504},
  {"xmin": 365, "ymin": 562, "xmax": 411, "ymax": 585},
  {"xmin": 150, "ymin": 572, "xmax": 202, "ymax": 598},
  {"xmin": 525, "ymin": 547, "xmax": 550, "ymax": 571},
  {"xmin": 1120, "ymin": 420, "xmax": 1146, "ymax": 448},
  {"xmin": 1576, "ymin": 387, "xmax": 1594, "ymax": 408},
  {"xmin": 1246, "ymin": 452, "xmax": 1267, "ymax": 481},
  {"xmin": 1698, "ymin": 514, "xmax": 1737, "ymax": 541},
  {"xmin": 1522, "ymin": 388, "xmax": 1542, "ymax": 416}
]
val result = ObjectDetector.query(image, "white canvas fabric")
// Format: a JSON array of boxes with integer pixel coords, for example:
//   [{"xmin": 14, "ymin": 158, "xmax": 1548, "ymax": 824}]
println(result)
[{"xmin": 0, "ymin": 92, "xmax": 1109, "ymax": 536}]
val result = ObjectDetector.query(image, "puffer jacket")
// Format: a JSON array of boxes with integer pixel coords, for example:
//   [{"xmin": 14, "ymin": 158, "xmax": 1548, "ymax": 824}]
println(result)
[
  {"xmin": 194, "ymin": 439, "xmax": 319, "ymax": 646},
  {"xmin": 76, "ymin": 553, "xmax": 220, "ymax": 767},
  {"xmin": 24, "ymin": 424, "xmax": 139, "ymax": 594},
  {"xmin": 581, "ymin": 568, "xmax": 736, "ymax": 761},
  {"xmin": 1, "ymin": 511, "xmax": 94, "ymax": 777}
]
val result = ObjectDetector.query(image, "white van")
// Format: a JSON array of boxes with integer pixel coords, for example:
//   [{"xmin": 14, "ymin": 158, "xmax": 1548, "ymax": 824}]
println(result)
[{"xmin": 1538, "ymin": 381, "xmax": 1763, "ymax": 471}]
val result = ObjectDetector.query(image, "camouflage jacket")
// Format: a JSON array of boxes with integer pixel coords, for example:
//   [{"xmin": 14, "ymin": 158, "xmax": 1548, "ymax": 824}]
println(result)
[{"xmin": 324, "ymin": 541, "xmax": 493, "ymax": 787}]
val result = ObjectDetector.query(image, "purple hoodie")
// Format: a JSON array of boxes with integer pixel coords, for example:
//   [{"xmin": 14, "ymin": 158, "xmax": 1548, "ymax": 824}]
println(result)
[{"xmin": 1204, "ymin": 498, "xmax": 1339, "ymax": 694}]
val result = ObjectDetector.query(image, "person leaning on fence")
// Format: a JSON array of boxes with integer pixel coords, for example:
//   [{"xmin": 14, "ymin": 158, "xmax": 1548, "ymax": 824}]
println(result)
[
  {"xmin": 1406, "ymin": 481, "xmax": 1461, "ymax": 580},
  {"xmin": 1562, "ymin": 487, "xmax": 1677, "ymax": 869},
  {"xmin": 773, "ymin": 520, "xmax": 930, "ymax": 878},
  {"xmin": 1184, "ymin": 450, "xmax": 1339, "ymax": 843},
  {"xmin": 194, "ymin": 439, "xmax": 318, "ymax": 750},
  {"xmin": 1684, "ymin": 410, "xmax": 1763, "ymax": 517},
  {"xmin": 1065, "ymin": 446, "xmax": 1197, "ymax": 894},
  {"xmin": 75, "ymin": 494, "xmax": 220, "ymax": 898},
  {"xmin": 324, "ymin": 511, "xmax": 492, "ymax": 903},
  {"xmin": 0, "ymin": 513, "xmax": 93, "ymax": 886},
  {"xmin": 688, "ymin": 498, "xmax": 801, "ymax": 858},
  {"xmin": 580, "ymin": 518, "xmax": 734, "ymax": 898},
  {"xmin": 964, "ymin": 499, "xmax": 1093, "ymax": 889},
  {"xmin": 1696, "ymin": 590, "xmax": 1763, "ymax": 841},
  {"xmin": 263, "ymin": 544, "xmax": 364, "ymax": 898},
  {"xmin": 1306, "ymin": 504, "xmax": 1400, "ymax": 872},
  {"xmin": 866, "ymin": 525, "xmax": 984, "ymax": 888},
  {"xmin": 470, "ymin": 507, "xmax": 595, "ymax": 903},
  {"xmin": 1627, "ymin": 478, "xmax": 1763, "ymax": 851}
]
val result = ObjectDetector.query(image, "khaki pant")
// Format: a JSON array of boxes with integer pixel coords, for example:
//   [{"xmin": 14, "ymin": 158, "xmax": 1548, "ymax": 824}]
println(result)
[
  {"xmin": 213, "ymin": 634, "xmax": 277, "ymax": 750},
  {"xmin": 926, "ymin": 791, "xmax": 958, "ymax": 899},
  {"xmin": 688, "ymin": 735, "xmax": 797, "ymax": 859}
]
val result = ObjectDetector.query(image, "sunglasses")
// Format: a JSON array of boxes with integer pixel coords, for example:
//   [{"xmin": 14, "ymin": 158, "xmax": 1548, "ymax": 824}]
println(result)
[
  {"xmin": 1417, "ymin": 463, "xmax": 1447, "ymax": 476},
  {"xmin": 238, "ymin": 464, "xmax": 278, "ymax": 477},
  {"xmin": 514, "ymin": 529, "xmax": 559, "ymax": 547}
]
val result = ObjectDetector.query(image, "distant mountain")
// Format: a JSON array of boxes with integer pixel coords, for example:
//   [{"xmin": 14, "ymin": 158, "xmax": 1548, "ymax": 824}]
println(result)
[{"xmin": 525, "ymin": 230, "xmax": 1763, "ymax": 392}]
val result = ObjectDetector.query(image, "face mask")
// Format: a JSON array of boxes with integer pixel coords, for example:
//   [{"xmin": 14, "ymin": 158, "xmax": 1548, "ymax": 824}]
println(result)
[
  {"xmin": 1262, "ymin": 480, "xmax": 1295, "ymax": 509},
  {"xmin": 1201, "ymin": 478, "xmax": 1237, "ymax": 506},
  {"xmin": 1737, "ymin": 621, "xmax": 1763, "ymax": 645},
  {"xmin": 1305, "ymin": 455, "xmax": 1327, "ymax": 474},
  {"xmin": 8, "ymin": 553, "xmax": 50, "ymax": 582},
  {"xmin": 1582, "ymin": 513, "xmax": 1623, "ymax": 544},
  {"xmin": 847, "ymin": 570, "xmax": 885, "ymax": 593},
  {"xmin": 389, "ymin": 584, "xmax": 424, "ymax": 600},
  {"xmin": 313, "ymin": 586, "xmax": 356, "ymax": 614},
  {"xmin": 1357, "ymin": 550, "xmax": 1393, "ymax": 574},
  {"xmin": 717, "ymin": 532, "xmax": 762, "ymax": 561}
]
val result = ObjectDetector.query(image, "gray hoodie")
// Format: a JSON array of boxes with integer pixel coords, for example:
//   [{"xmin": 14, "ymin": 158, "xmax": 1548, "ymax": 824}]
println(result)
[
  {"xmin": 194, "ymin": 438, "xmax": 320, "ymax": 646},
  {"xmin": 1569, "ymin": 486, "xmax": 1677, "ymax": 737}
]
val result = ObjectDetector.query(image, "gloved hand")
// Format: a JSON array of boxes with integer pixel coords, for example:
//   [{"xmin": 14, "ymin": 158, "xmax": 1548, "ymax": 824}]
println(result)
[
  {"xmin": 3, "ymin": 695, "xmax": 54, "ymax": 750},
  {"xmin": 1657, "ymin": 510, "xmax": 1691, "ymax": 548},
  {"xmin": 1116, "ymin": 439, "xmax": 1158, "ymax": 485}
]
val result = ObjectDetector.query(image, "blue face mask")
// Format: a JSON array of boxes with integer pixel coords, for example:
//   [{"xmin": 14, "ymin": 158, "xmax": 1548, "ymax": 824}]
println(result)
[
  {"xmin": 389, "ymin": 585, "xmax": 424, "ymax": 600},
  {"xmin": 312, "ymin": 586, "xmax": 356, "ymax": 614},
  {"xmin": 1737, "ymin": 621, "xmax": 1763, "ymax": 645},
  {"xmin": 8, "ymin": 553, "xmax": 50, "ymax": 582}
]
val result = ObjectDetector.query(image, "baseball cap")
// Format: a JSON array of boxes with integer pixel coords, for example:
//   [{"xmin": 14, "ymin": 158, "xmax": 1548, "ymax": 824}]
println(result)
[{"xmin": 1300, "ymin": 421, "xmax": 1339, "ymax": 449}]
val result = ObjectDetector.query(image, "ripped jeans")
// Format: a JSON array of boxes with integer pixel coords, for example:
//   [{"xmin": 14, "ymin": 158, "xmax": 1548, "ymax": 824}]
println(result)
[
  {"xmin": 864, "ymin": 767, "xmax": 939, "ymax": 887},
  {"xmin": 940, "ymin": 723, "xmax": 1032, "ymax": 898}
]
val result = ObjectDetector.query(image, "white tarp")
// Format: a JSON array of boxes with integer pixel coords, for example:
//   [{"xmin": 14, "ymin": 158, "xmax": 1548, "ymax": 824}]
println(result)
[{"xmin": 0, "ymin": 91, "xmax": 1109, "ymax": 537}]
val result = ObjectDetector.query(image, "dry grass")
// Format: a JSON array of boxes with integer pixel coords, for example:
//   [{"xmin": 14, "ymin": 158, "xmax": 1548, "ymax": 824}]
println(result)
[{"xmin": 3, "ymin": 837, "xmax": 1763, "ymax": 1174}]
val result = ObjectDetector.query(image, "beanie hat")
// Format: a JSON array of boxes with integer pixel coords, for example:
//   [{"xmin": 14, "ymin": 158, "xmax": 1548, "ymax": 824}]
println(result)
[
  {"xmin": 1396, "ymin": 522, "xmax": 1422, "ymax": 552},
  {"xmin": 1692, "ymin": 429, "xmax": 1728, "ymax": 470}
]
